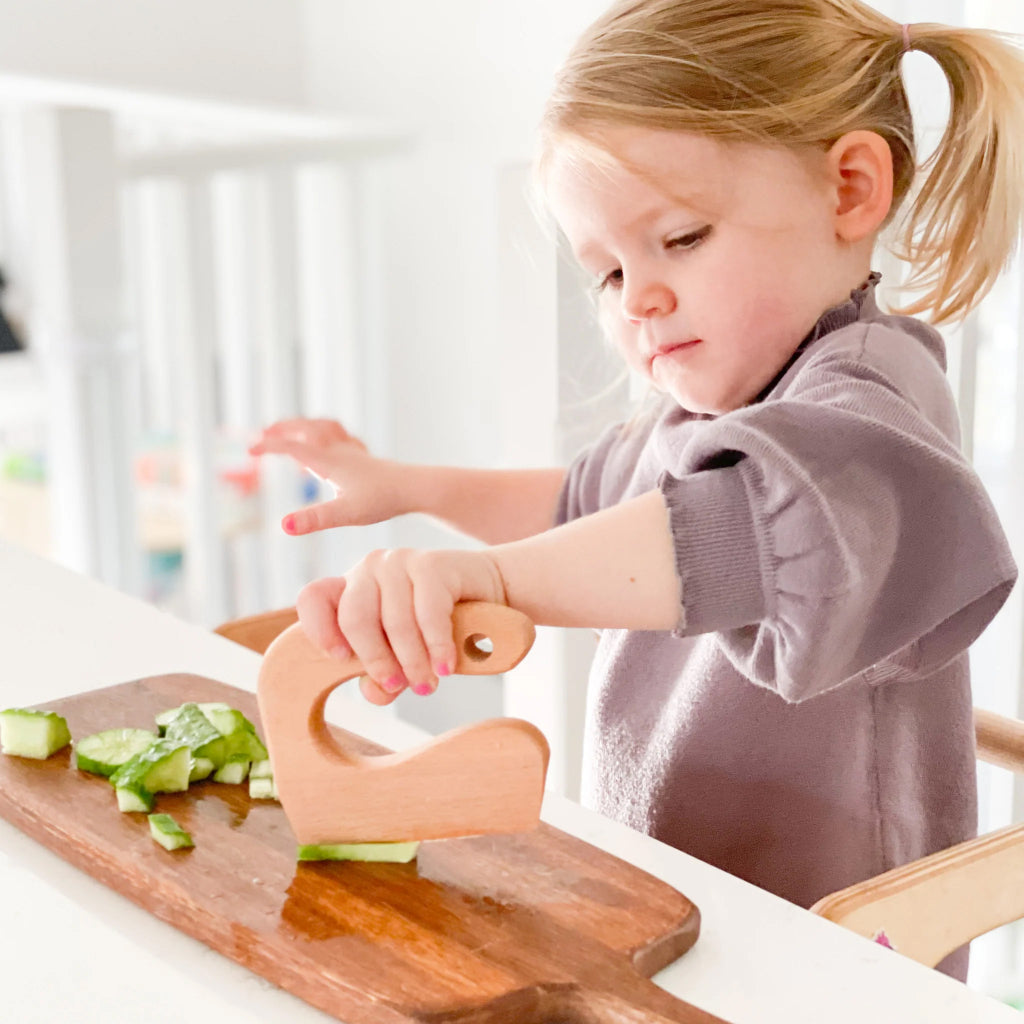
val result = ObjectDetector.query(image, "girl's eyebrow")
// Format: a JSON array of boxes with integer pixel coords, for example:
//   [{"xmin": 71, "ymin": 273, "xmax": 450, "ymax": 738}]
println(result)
[{"xmin": 574, "ymin": 201, "xmax": 709, "ymax": 265}]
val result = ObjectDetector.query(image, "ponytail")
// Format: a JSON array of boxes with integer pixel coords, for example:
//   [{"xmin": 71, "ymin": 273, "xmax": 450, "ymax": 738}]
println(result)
[
  {"xmin": 538, "ymin": 0, "xmax": 1024, "ymax": 325},
  {"xmin": 892, "ymin": 25, "xmax": 1024, "ymax": 323}
]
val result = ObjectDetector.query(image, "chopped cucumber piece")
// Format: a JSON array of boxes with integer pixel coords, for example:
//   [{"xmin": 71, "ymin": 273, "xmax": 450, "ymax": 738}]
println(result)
[
  {"xmin": 296, "ymin": 841, "xmax": 420, "ymax": 863},
  {"xmin": 148, "ymin": 813, "xmax": 194, "ymax": 851},
  {"xmin": 163, "ymin": 703, "xmax": 230, "ymax": 766},
  {"xmin": 204, "ymin": 707, "xmax": 268, "ymax": 762},
  {"xmin": 110, "ymin": 738, "xmax": 191, "ymax": 801},
  {"xmin": 155, "ymin": 702, "xmax": 268, "ymax": 761},
  {"xmin": 250, "ymin": 758, "xmax": 273, "ymax": 779},
  {"xmin": 212, "ymin": 758, "xmax": 250, "ymax": 785},
  {"xmin": 0, "ymin": 708, "xmax": 72, "ymax": 759},
  {"xmin": 248, "ymin": 776, "xmax": 278, "ymax": 801},
  {"xmin": 155, "ymin": 701, "xmax": 230, "ymax": 733},
  {"xmin": 74, "ymin": 728, "xmax": 159, "ymax": 777},
  {"xmin": 189, "ymin": 756, "xmax": 216, "ymax": 783},
  {"xmin": 116, "ymin": 786, "xmax": 154, "ymax": 813}
]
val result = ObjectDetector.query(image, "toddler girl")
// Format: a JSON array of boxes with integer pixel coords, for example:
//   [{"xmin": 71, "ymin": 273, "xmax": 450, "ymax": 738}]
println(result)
[{"xmin": 251, "ymin": 0, "xmax": 1023, "ymax": 978}]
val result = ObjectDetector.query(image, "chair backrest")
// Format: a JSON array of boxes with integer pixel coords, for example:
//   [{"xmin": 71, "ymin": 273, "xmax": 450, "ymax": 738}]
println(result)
[
  {"xmin": 214, "ymin": 606, "xmax": 299, "ymax": 655},
  {"xmin": 812, "ymin": 706, "xmax": 1024, "ymax": 968}
]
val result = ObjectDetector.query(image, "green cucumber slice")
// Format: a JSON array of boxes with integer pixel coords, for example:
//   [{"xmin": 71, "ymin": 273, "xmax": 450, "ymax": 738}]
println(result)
[
  {"xmin": 163, "ymin": 703, "xmax": 230, "ymax": 766},
  {"xmin": 212, "ymin": 758, "xmax": 250, "ymax": 785},
  {"xmin": 116, "ymin": 786, "xmax": 154, "ymax": 813},
  {"xmin": 204, "ymin": 707, "xmax": 268, "ymax": 761},
  {"xmin": 248, "ymin": 776, "xmax": 278, "ymax": 801},
  {"xmin": 0, "ymin": 708, "xmax": 72, "ymax": 759},
  {"xmin": 155, "ymin": 702, "xmax": 268, "ymax": 761},
  {"xmin": 189, "ymin": 756, "xmax": 216, "ymax": 783},
  {"xmin": 155, "ymin": 701, "xmax": 230, "ymax": 733},
  {"xmin": 148, "ymin": 813, "xmax": 194, "ymax": 851},
  {"xmin": 250, "ymin": 758, "xmax": 273, "ymax": 779},
  {"xmin": 74, "ymin": 728, "xmax": 159, "ymax": 777},
  {"xmin": 296, "ymin": 841, "xmax": 420, "ymax": 863},
  {"xmin": 110, "ymin": 738, "xmax": 191, "ymax": 796}
]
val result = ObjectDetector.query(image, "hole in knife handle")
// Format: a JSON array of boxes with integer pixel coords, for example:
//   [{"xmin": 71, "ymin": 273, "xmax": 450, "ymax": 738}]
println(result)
[{"xmin": 464, "ymin": 633, "xmax": 494, "ymax": 662}]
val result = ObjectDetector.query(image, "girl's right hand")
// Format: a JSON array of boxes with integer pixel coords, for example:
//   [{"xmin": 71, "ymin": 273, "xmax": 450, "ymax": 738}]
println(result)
[
  {"xmin": 295, "ymin": 546, "xmax": 508, "ymax": 705},
  {"xmin": 249, "ymin": 418, "xmax": 406, "ymax": 535}
]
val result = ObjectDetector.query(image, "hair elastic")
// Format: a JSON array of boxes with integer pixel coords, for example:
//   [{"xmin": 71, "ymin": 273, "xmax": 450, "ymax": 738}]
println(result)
[{"xmin": 901, "ymin": 23, "xmax": 913, "ymax": 54}]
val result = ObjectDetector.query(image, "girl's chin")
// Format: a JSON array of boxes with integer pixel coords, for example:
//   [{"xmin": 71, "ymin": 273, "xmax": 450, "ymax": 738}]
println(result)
[{"xmin": 664, "ymin": 386, "xmax": 747, "ymax": 417}]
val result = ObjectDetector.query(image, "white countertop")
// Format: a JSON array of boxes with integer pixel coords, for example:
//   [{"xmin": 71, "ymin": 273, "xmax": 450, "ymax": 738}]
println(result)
[{"xmin": 0, "ymin": 538, "xmax": 1017, "ymax": 1023}]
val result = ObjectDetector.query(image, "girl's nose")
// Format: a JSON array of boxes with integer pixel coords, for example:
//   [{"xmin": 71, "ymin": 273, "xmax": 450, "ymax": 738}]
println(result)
[{"xmin": 622, "ymin": 276, "xmax": 676, "ymax": 323}]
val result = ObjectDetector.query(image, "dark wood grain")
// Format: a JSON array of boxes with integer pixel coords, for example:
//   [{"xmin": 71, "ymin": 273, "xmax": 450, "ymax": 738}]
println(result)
[{"xmin": 0, "ymin": 675, "xmax": 727, "ymax": 1024}]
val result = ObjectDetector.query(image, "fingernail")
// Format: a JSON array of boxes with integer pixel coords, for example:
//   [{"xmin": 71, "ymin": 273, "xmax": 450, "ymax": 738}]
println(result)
[
  {"xmin": 282, "ymin": 515, "xmax": 297, "ymax": 534},
  {"xmin": 434, "ymin": 662, "xmax": 452, "ymax": 677},
  {"xmin": 412, "ymin": 682, "xmax": 435, "ymax": 696},
  {"xmin": 381, "ymin": 675, "xmax": 406, "ymax": 693},
  {"xmin": 330, "ymin": 644, "xmax": 350, "ymax": 661}
]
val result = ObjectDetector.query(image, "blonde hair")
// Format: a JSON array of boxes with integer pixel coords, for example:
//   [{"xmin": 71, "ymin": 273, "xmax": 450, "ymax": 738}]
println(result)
[{"xmin": 538, "ymin": 0, "xmax": 1024, "ymax": 323}]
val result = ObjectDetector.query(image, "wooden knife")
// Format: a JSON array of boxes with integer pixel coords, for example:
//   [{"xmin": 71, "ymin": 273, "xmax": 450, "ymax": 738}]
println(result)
[{"xmin": 257, "ymin": 601, "xmax": 550, "ymax": 848}]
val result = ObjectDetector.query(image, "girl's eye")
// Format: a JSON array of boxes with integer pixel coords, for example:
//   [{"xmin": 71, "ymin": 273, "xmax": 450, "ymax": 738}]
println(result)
[
  {"xmin": 589, "ymin": 225, "xmax": 711, "ymax": 295},
  {"xmin": 666, "ymin": 224, "xmax": 712, "ymax": 250},
  {"xmin": 593, "ymin": 268, "xmax": 623, "ymax": 293}
]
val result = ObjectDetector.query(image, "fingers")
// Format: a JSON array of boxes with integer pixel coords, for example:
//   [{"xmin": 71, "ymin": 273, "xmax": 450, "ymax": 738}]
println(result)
[
  {"xmin": 296, "ymin": 574, "xmax": 411, "ymax": 701},
  {"xmin": 411, "ymin": 575, "xmax": 459, "ymax": 683},
  {"xmin": 282, "ymin": 498, "xmax": 355, "ymax": 535},
  {"xmin": 249, "ymin": 418, "xmax": 365, "ymax": 456},
  {"xmin": 335, "ymin": 560, "xmax": 412, "ymax": 696},
  {"xmin": 331, "ymin": 549, "xmax": 473, "ymax": 700},
  {"xmin": 297, "ymin": 548, "xmax": 502, "ymax": 707},
  {"xmin": 378, "ymin": 556, "xmax": 442, "ymax": 695},
  {"xmin": 357, "ymin": 674, "xmax": 405, "ymax": 706},
  {"xmin": 295, "ymin": 576, "xmax": 350, "ymax": 660}
]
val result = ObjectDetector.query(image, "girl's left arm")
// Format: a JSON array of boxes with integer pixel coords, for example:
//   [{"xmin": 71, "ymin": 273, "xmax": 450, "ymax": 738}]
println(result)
[{"xmin": 296, "ymin": 489, "xmax": 679, "ymax": 703}]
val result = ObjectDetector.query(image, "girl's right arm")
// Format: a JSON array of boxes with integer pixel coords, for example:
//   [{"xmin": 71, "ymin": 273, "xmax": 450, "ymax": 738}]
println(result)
[{"xmin": 249, "ymin": 418, "xmax": 565, "ymax": 545}]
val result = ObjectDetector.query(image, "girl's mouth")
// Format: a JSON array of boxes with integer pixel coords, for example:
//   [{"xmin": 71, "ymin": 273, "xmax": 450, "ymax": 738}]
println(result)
[{"xmin": 651, "ymin": 339, "xmax": 702, "ymax": 368}]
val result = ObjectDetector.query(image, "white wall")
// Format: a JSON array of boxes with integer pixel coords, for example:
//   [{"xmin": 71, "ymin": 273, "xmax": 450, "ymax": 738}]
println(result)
[
  {"xmin": 299, "ymin": 0, "xmax": 607, "ymax": 481},
  {"xmin": 0, "ymin": 0, "xmax": 307, "ymax": 105}
]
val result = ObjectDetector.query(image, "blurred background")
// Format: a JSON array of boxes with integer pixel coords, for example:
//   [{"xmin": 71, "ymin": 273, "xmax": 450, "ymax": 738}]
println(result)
[{"xmin": 0, "ymin": 0, "xmax": 1020, "ymax": 999}]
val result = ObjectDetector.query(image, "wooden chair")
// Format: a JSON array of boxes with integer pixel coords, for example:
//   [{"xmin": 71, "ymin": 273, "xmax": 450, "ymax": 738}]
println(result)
[
  {"xmin": 215, "ymin": 607, "xmax": 1024, "ymax": 970},
  {"xmin": 811, "ymin": 707, "xmax": 1024, "ymax": 968},
  {"xmin": 214, "ymin": 606, "xmax": 299, "ymax": 654}
]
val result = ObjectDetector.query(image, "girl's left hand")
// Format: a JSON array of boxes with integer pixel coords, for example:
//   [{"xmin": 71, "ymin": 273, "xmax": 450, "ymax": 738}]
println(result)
[{"xmin": 296, "ymin": 548, "xmax": 508, "ymax": 705}]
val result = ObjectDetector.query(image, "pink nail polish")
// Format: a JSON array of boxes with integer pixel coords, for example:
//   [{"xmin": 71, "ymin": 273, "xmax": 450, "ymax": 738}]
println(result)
[
  {"xmin": 412, "ymin": 683, "xmax": 434, "ymax": 696},
  {"xmin": 382, "ymin": 676, "xmax": 405, "ymax": 693},
  {"xmin": 282, "ymin": 515, "xmax": 296, "ymax": 534},
  {"xmin": 435, "ymin": 662, "xmax": 452, "ymax": 677}
]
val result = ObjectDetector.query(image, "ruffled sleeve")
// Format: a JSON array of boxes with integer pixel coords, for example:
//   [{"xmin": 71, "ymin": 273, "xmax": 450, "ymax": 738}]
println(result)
[{"xmin": 660, "ymin": 328, "xmax": 1017, "ymax": 703}]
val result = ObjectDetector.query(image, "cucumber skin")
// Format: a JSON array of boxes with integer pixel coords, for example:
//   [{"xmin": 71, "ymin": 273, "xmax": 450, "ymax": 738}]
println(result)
[
  {"xmin": 0, "ymin": 709, "xmax": 72, "ymax": 759},
  {"xmin": 116, "ymin": 786, "xmax": 154, "ymax": 813},
  {"xmin": 109, "ymin": 738, "xmax": 191, "ymax": 795},
  {"xmin": 297, "ymin": 841, "xmax": 421, "ymax": 863},
  {"xmin": 163, "ymin": 704, "xmax": 229, "ymax": 765},
  {"xmin": 155, "ymin": 702, "xmax": 230, "ymax": 733},
  {"xmin": 157, "ymin": 704, "xmax": 267, "ymax": 762},
  {"xmin": 74, "ymin": 728, "xmax": 159, "ymax": 777},
  {"xmin": 148, "ymin": 813, "xmax": 194, "ymax": 851}
]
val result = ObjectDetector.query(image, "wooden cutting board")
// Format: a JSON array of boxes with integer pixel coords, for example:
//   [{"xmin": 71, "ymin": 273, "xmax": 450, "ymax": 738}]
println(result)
[{"xmin": 0, "ymin": 674, "xmax": 728, "ymax": 1024}]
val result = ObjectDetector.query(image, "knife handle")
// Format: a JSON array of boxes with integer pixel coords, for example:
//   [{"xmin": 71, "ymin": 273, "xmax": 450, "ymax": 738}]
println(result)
[
  {"xmin": 446, "ymin": 601, "xmax": 536, "ymax": 675},
  {"xmin": 261, "ymin": 600, "xmax": 535, "ymax": 684}
]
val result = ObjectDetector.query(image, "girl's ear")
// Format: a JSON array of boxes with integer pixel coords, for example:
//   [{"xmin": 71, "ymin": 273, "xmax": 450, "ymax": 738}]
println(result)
[{"xmin": 826, "ymin": 130, "xmax": 894, "ymax": 243}]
